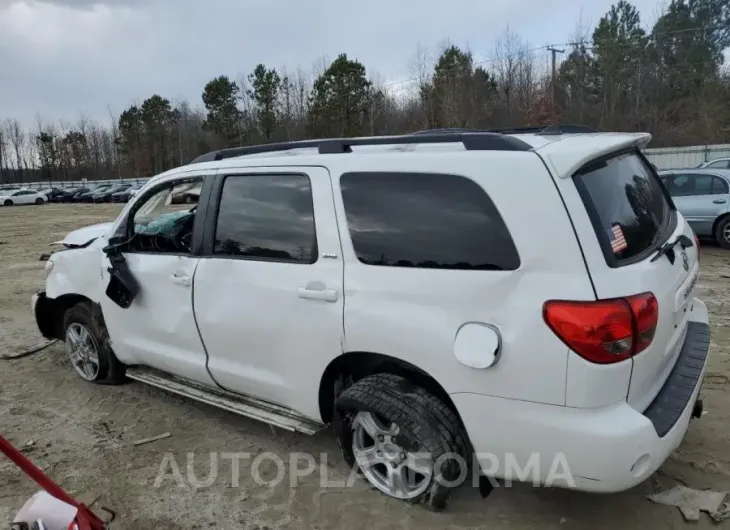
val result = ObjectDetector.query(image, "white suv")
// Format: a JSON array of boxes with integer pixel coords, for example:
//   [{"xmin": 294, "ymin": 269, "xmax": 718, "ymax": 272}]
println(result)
[{"xmin": 32, "ymin": 127, "xmax": 710, "ymax": 510}]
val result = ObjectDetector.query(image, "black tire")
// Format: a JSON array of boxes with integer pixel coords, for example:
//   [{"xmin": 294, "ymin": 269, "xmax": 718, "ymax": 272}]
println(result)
[
  {"xmin": 35, "ymin": 197, "xmax": 43, "ymax": 204},
  {"xmin": 715, "ymin": 216, "xmax": 730, "ymax": 250},
  {"xmin": 63, "ymin": 302, "xmax": 125, "ymax": 385},
  {"xmin": 335, "ymin": 373, "xmax": 467, "ymax": 511},
  {"xmin": 3, "ymin": 199, "xmax": 12, "ymax": 206}
]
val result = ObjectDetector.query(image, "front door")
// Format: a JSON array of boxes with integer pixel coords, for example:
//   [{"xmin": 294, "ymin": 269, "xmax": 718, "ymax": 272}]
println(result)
[
  {"xmin": 193, "ymin": 167, "xmax": 344, "ymax": 421},
  {"xmin": 99, "ymin": 173, "xmax": 214, "ymax": 385}
]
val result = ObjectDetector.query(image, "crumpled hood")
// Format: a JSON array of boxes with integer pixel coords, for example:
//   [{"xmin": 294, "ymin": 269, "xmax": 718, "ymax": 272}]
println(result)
[{"xmin": 55, "ymin": 222, "xmax": 113, "ymax": 247}]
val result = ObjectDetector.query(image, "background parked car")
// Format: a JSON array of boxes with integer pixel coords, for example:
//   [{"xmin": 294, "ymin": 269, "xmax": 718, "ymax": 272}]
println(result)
[
  {"xmin": 0, "ymin": 188, "xmax": 48, "ymax": 206},
  {"xmin": 77, "ymin": 185, "xmax": 113, "ymax": 203},
  {"xmin": 92, "ymin": 184, "xmax": 132, "ymax": 203},
  {"xmin": 111, "ymin": 184, "xmax": 144, "ymax": 203},
  {"xmin": 171, "ymin": 188, "xmax": 200, "ymax": 204},
  {"xmin": 659, "ymin": 168, "xmax": 730, "ymax": 248},
  {"xmin": 38, "ymin": 187, "xmax": 67, "ymax": 202},
  {"xmin": 54, "ymin": 187, "xmax": 86, "ymax": 202},
  {"xmin": 697, "ymin": 158, "xmax": 730, "ymax": 169}
]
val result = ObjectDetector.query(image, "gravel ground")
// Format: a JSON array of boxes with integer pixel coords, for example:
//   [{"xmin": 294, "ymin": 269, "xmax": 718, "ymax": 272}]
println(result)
[{"xmin": 1, "ymin": 203, "xmax": 730, "ymax": 529}]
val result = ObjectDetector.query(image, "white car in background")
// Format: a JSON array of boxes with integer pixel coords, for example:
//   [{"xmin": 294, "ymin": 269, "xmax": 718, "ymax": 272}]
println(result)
[{"xmin": 0, "ymin": 188, "xmax": 48, "ymax": 206}]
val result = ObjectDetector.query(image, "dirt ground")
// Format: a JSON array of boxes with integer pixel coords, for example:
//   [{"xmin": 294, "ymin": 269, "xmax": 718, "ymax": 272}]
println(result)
[{"xmin": 1, "ymin": 203, "xmax": 730, "ymax": 529}]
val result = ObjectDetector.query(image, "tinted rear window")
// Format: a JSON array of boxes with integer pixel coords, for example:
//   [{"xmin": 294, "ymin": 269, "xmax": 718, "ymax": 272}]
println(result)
[
  {"xmin": 340, "ymin": 172, "xmax": 520, "ymax": 270},
  {"xmin": 575, "ymin": 152, "xmax": 674, "ymax": 264}
]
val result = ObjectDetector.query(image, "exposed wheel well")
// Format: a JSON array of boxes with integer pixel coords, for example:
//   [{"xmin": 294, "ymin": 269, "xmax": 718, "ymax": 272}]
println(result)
[
  {"xmin": 318, "ymin": 351, "xmax": 463, "ymax": 426},
  {"xmin": 37, "ymin": 293, "xmax": 100, "ymax": 340}
]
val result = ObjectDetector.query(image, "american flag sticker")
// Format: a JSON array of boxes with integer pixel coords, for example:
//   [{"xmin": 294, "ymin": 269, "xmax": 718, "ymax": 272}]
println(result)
[{"xmin": 608, "ymin": 224, "xmax": 628, "ymax": 253}]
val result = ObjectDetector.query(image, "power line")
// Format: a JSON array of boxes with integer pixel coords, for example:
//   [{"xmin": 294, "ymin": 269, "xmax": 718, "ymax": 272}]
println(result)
[{"xmin": 381, "ymin": 23, "xmax": 730, "ymax": 92}]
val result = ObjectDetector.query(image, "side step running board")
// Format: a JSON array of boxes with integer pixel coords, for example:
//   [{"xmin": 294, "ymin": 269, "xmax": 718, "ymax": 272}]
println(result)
[{"xmin": 126, "ymin": 367, "xmax": 323, "ymax": 435}]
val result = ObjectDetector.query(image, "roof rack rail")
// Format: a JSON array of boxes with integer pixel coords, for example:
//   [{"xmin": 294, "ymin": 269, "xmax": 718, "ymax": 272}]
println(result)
[
  {"xmin": 410, "ymin": 127, "xmax": 491, "ymax": 135},
  {"xmin": 317, "ymin": 132, "xmax": 531, "ymax": 153},
  {"xmin": 190, "ymin": 139, "xmax": 326, "ymax": 164},
  {"xmin": 190, "ymin": 132, "xmax": 532, "ymax": 163},
  {"xmin": 485, "ymin": 124, "xmax": 597, "ymax": 135}
]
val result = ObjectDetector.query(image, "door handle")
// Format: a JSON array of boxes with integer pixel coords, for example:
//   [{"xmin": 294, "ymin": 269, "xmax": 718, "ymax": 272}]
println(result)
[
  {"xmin": 170, "ymin": 273, "xmax": 192, "ymax": 287},
  {"xmin": 713, "ymin": 199, "xmax": 727, "ymax": 204},
  {"xmin": 297, "ymin": 282, "xmax": 338, "ymax": 302}
]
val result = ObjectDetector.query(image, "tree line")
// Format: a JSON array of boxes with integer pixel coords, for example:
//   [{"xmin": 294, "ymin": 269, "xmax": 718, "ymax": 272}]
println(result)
[{"xmin": 0, "ymin": 0, "xmax": 728, "ymax": 184}]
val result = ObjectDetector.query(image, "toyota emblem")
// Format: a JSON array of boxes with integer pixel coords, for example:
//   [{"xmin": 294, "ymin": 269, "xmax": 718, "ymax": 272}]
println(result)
[{"xmin": 681, "ymin": 250, "xmax": 689, "ymax": 271}]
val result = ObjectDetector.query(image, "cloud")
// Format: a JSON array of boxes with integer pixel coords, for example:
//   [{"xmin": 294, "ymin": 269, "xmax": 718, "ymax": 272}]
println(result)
[{"xmin": 0, "ymin": 0, "xmax": 661, "ymax": 127}]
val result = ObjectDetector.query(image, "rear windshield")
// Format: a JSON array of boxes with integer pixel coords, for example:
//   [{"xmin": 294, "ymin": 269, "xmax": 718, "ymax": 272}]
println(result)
[{"xmin": 574, "ymin": 151, "xmax": 674, "ymax": 265}]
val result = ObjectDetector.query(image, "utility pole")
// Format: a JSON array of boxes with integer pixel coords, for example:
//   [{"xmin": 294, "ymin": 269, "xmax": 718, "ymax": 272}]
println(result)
[{"xmin": 547, "ymin": 46, "xmax": 565, "ymax": 116}]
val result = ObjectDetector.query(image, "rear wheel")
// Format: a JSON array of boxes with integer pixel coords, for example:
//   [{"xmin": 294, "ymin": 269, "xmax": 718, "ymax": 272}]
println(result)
[
  {"xmin": 63, "ymin": 302, "xmax": 125, "ymax": 384},
  {"xmin": 715, "ymin": 216, "xmax": 730, "ymax": 250},
  {"xmin": 3, "ymin": 199, "xmax": 12, "ymax": 206},
  {"xmin": 335, "ymin": 373, "xmax": 467, "ymax": 511}
]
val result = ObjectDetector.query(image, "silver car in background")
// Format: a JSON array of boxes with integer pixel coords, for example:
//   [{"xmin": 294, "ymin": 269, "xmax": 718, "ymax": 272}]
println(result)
[
  {"xmin": 697, "ymin": 158, "xmax": 730, "ymax": 170},
  {"xmin": 658, "ymin": 168, "xmax": 730, "ymax": 249}
]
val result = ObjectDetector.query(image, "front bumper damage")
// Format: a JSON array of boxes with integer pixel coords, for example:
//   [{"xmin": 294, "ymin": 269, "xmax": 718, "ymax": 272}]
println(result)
[{"xmin": 32, "ymin": 291, "xmax": 61, "ymax": 341}]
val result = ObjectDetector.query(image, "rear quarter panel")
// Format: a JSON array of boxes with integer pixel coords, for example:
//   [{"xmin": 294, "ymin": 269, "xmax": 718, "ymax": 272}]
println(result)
[
  {"xmin": 328, "ymin": 152, "xmax": 595, "ymax": 406},
  {"xmin": 542, "ymin": 152, "xmax": 700, "ymax": 411}
]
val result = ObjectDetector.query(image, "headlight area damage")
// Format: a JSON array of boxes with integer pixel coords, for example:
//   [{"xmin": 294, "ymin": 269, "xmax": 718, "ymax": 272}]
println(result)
[{"xmin": 39, "ymin": 222, "xmax": 114, "ymax": 261}]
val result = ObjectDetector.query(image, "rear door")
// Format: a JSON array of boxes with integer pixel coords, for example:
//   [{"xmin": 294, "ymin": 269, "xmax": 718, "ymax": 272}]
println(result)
[
  {"xmin": 569, "ymin": 150, "xmax": 700, "ymax": 410},
  {"xmin": 668, "ymin": 173, "xmax": 728, "ymax": 236},
  {"xmin": 193, "ymin": 166, "xmax": 344, "ymax": 421}
]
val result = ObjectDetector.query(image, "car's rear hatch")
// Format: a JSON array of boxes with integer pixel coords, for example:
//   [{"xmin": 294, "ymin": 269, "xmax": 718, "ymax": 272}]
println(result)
[{"xmin": 569, "ymin": 149, "xmax": 699, "ymax": 410}]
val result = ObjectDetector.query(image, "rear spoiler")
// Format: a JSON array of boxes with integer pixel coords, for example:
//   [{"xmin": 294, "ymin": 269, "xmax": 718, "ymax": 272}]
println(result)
[{"xmin": 537, "ymin": 133, "xmax": 652, "ymax": 179}]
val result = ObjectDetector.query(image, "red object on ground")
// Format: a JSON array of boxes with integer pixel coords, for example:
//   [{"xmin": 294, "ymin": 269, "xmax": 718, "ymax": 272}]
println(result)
[{"xmin": 0, "ymin": 435, "xmax": 106, "ymax": 530}]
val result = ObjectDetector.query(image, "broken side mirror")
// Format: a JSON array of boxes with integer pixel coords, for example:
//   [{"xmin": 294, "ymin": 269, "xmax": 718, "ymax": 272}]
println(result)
[
  {"xmin": 103, "ymin": 233, "xmax": 140, "ymax": 309},
  {"xmin": 103, "ymin": 235, "xmax": 127, "ymax": 256},
  {"xmin": 105, "ymin": 256, "xmax": 140, "ymax": 309}
]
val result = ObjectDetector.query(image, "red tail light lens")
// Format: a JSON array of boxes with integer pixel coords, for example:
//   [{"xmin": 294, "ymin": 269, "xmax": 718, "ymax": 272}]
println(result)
[
  {"xmin": 627, "ymin": 293, "xmax": 659, "ymax": 353},
  {"xmin": 543, "ymin": 293, "xmax": 658, "ymax": 364}
]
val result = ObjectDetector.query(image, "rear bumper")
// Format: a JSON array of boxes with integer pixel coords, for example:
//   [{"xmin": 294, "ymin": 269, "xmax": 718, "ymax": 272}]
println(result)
[{"xmin": 454, "ymin": 297, "xmax": 710, "ymax": 493}]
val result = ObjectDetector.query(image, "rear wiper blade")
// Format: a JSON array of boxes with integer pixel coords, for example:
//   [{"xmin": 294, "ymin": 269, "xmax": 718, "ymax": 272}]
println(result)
[{"xmin": 650, "ymin": 234, "xmax": 693, "ymax": 263}]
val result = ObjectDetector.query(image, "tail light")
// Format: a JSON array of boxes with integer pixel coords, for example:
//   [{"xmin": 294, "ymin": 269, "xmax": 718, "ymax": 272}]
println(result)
[{"xmin": 543, "ymin": 293, "xmax": 658, "ymax": 364}]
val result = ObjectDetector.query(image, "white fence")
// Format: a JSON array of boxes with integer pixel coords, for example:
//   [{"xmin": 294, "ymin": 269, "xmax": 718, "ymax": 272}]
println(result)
[
  {"xmin": 0, "ymin": 177, "xmax": 149, "ymax": 191},
  {"xmin": 643, "ymin": 144, "xmax": 730, "ymax": 170}
]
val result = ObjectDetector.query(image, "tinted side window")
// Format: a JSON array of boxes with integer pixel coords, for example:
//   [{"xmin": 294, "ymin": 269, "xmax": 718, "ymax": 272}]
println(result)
[
  {"xmin": 340, "ymin": 172, "xmax": 520, "ymax": 270},
  {"xmin": 693, "ymin": 175, "xmax": 714, "ymax": 195},
  {"xmin": 713, "ymin": 177, "xmax": 729, "ymax": 195},
  {"xmin": 214, "ymin": 174, "xmax": 317, "ymax": 264},
  {"xmin": 672, "ymin": 174, "xmax": 722, "ymax": 196},
  {"xmin": 706, "ymin": 160, "xmax": 730, "ymax": 169}
]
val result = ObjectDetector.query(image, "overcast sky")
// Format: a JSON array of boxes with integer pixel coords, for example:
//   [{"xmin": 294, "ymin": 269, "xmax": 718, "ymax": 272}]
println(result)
[{"xmin": 1, "ymin": 0, "xmax": 664, "ymax": 128}]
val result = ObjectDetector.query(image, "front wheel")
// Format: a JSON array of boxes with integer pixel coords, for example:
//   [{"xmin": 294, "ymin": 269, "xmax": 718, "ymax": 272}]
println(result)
[
  {"xmin": 715, "ymin": 216, "xmax": 730, "ymax": 250},
  {"xmin": 63, "ymin": 302, "xmax": 125, "ymax": 384},
  {"xmin": 335, "ymin": 374, "xmax": 468, "ymax": 511},
  {"xmin": 35, "ymin": 197, "xmax": 43, "ymax": 204},
  {"xmin": 3, "ymin": 199, "xmax": 12, "ymax": 206}
]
